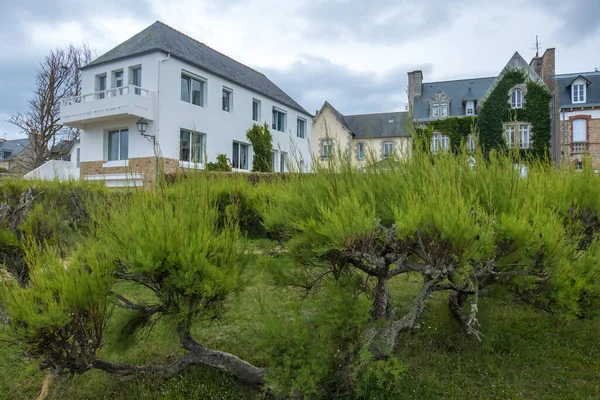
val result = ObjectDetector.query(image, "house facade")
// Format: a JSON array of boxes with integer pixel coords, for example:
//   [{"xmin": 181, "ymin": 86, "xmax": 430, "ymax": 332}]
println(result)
[
  {"xmin": 554, "ymin": 71, "xmax": 600, "ymax": 169},
  {"xmin": 408, "ymin": 50, "xmax": 555, "ymax": 156},
  {"xmin": 60, "ymin": 22, "xmax": 312, "ymax": 186},
  {"xmin": 0, "ymin": 138, "xmax": 34, "ymax": 174},
  {"xmin": 311, "ymin": 102, "xmax": 411, "ymax": 167}
]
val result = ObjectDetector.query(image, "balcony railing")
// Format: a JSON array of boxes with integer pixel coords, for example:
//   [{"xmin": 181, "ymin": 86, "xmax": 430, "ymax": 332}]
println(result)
[
  {"xmin": 572, "ymin": 142, "xmax": 587, "ymax": 154},
  {"xmin": 60, "ymin": 85, "xmax": 154, "ymax": 127}
]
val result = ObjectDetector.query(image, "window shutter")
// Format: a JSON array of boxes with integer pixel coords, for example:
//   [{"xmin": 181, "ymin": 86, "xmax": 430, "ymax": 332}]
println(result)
[{"xmin": 573, "ymin": 119, "xmax": 586, "ymax": 142}]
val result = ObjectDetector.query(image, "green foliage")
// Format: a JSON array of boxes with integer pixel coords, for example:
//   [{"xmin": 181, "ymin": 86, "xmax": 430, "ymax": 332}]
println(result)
[
  {"xmin": 477, "ymin": 69, "xmax": 552, "ymax": 158},
  {"xmin": 415, "ymin": 116, "xmax": 477, "ymax": 153},
  {"xmin": 205, "ymin": 153, "xmax": 232, "ymax": 172},
  {"xmin": 246, "ymin": 123, "xmax": 273, "ymax": 172}
]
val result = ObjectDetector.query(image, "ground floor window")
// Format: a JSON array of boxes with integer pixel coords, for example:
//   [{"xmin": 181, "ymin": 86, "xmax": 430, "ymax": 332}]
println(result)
[
  {"xmin": 107, "ymin": 129, "xmax": 128, "ymax": 161},
  {"xmin": 321, "ymin": 139, "xmax": 332, "ymax": 159},
  {"xmin": 430, "ymin": 133, "xmax": 449, "ymax": 153},
  {"xmin": 280, "ymin": 152, "xmax": 287, "ymax": 172},
  {"xmin": 383, "ymin": 142, "xmax": 394, "ymax": 158},
  {"xmin": 232, "ymin": 141, "xmax": 249, "ymax": 170},
  {"xmin": 272, "ymin": 150, "xmax": 279, "ymax": 172},
  {"xmin": 503, "ymin": 123, "xmax": 531, "ymax": 149},
  {"xmin": 179, "ymin": 129, "xmax": 205, "ymax": 164}
]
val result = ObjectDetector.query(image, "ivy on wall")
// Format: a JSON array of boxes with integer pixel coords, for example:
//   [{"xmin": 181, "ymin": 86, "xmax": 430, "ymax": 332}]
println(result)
[
  {"xmin": 477, "ymin": 69, "xmax": 552, "ymax": 159},
  {"xmin": 414, "ymin": 69, "xmax": 551, "ymax": 159},
  {"xmin": 246, "ymin": 123, "xmax": 273, "ymax": 172}
]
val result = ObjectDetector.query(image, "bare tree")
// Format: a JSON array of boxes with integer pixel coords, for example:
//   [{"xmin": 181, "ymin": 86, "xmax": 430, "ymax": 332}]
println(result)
[{"xmin": 8, "ymin": 44, "xmax": 92, "ymax": 170}]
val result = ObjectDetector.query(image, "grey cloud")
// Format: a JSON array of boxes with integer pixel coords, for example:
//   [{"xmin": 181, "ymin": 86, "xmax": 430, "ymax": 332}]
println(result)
[
  {"xmin": 260, "ymin": 56, "xmax": 432, "ymax": 116},
  {"xmin": 531, "ymin": 0, "xmax": 600, "ymax": 44},
  {"xmin": 303, "ymin": 0, "xmax": 471, "ymax": 45}
]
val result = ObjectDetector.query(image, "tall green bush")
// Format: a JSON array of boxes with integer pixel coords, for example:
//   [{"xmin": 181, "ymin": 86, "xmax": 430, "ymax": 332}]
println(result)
[{"xmin": 246, "ymin": 123, "xmax": 273, "ymax": 172}]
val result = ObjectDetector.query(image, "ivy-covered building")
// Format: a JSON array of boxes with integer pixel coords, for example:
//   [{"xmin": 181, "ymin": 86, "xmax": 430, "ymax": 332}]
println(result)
[{"xmin": 408, "ymin": 50, "xmax": 555, "ymax": 159}]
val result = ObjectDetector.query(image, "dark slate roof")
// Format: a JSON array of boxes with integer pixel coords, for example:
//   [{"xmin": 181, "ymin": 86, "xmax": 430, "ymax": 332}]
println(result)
[
  {"xmin": 83, "ymin": 21, "xmax": 311, "ymax": 116},
  {"xmin": 0, "ymin": 138, "xmax": 29, "ymax": 160},
  {"xmin": 343, "ymin": 112, "xmax": 410, "ymax": 139},
  {"xmin": 413, "ymin": 76, "xmax": 496, "ymax": 122},
  {"xmin": 555, "ymin": 71, "xmax": 600, "ymax": 108}
]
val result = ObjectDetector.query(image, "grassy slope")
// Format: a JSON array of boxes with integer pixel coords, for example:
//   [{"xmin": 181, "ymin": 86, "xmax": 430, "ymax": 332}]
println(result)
[{"xmin": 1, "ymin": 240, "xmax": 599, "ymax": 399}]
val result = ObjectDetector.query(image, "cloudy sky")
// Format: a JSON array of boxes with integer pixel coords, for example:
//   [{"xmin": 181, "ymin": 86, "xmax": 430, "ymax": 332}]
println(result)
[{"xmin": 1, "ymin": 0, "xmax": 599, "ymax": 139}]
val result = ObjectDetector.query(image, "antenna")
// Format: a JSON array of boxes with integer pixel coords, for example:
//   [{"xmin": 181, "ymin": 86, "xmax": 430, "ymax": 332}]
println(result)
[{"xmin": 531, "ymin": 35, "xmax": 541, "ymax": 57}]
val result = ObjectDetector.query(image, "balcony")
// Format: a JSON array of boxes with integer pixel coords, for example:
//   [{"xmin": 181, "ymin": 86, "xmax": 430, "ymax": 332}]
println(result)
[
  {"xmin": 60, "ymin": 85, "xmax": 154, "ymax": 128},
  {"xmin": 572, "ymin": 142, "xmax": 587, "ymax": 154}
]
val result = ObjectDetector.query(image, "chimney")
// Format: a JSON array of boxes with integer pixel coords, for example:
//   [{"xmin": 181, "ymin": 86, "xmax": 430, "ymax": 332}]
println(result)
[
  {"xmin": 407, "ymin": 70, "xmax": 423, "ymax": 111},
  {"xmin": 541, "ymin": 48, "xmax": 556, "ymax": 90}
]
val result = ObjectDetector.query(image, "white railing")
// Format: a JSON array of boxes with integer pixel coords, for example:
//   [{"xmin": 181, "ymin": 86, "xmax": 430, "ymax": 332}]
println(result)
[
  {"xmin": 60, "ymin": 85, "xmax": 154, "ymax": 124},
  {"xmin": 572, "ymin": 142, "xmax": 587, "ymax": 154},
  {"xmin": 61, "ymin": 85, "xmax": 150, "ymax": 107}
]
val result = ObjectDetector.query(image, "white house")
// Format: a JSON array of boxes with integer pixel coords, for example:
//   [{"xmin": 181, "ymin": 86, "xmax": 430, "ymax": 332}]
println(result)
[{"xmin": 59, "ymin": 21, "xmax": 312, "ymax": 186}]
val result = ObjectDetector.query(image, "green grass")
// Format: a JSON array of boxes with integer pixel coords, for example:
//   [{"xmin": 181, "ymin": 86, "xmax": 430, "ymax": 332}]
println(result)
[{"xmin": 1, "ymin": 240, "xmax": 599, "ymax": 399}]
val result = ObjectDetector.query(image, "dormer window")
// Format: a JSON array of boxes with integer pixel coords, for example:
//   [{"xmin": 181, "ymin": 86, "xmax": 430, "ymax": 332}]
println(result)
[
  {"xmin": 432, "ymin": 103, "xmax": 448, "ymax": 117},
  {"xmin": 465, "ymin": 100, "xmax": 475, "ymax": 115},
  {"xmin": 510, "ymin": 89, "xmax": 523, "ymax": 109},
  {"xmin": 572, "ymin": 83, "xmax": 586, "ymax": 103}
]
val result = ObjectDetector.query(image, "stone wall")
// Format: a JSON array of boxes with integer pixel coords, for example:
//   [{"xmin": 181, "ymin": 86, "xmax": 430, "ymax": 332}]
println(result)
[
  {"xmin": 81, "ymin": 157, "xmax": 180, "ymax": 185},
  {"xmin": 562, "ymin": 116, "xmax": 600, "ymax": 168}
]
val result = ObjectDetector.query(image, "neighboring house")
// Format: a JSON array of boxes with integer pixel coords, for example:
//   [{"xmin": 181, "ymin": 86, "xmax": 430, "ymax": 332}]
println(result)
[
  {"xmin": 0, "ymin": 138, "xmax": 33, "ymax": 174},
  {"xmin": 553, "ymin": 71, "xmax": 600, "ymax": 169},
  {"xmin": 311, "ymin": 101, "xmax": 411, "ymax": 168},
  {"xmin": 59, "ymin": 21, "xmax": 312, "ymax": 186},
  {"xmin": 408, "ymin": 49, "xmax": 555, "ymax": 155},
  {"xmin": 25, "ymin": 140, "xmax": 80, "ymax": 181}
]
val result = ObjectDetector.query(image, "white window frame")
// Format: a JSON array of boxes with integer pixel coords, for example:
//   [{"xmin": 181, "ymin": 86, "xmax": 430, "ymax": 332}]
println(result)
[
  {"xmin": 181, "ymin": 72, "xmax": 206, "ymax": 107},
  {"xmin": 280, "ymin": 152, "xmax": 287, "ymax": 173},
  {"xmin": 432, "ymin": 104, "xmax": 440, "ymax": 117},
  {"xmin": 430, "ymin": 134, "xmax": 439, "ymax": 153},
  {"xmin": 519, "ymin": 124, "xmax": 531, "ymax": 149},
  {"xmin": 252, "ymin": 99, "xmax": 261, "ymax": 122},
  {"xmin": 106, "ymin": 128, "xmax": 128, "ymax": 161},
  {"xmin": 383, "ymin": 142, "xmax": 394, "ymax": 158},
  {"xmin": 272, "ymin": 108, "xmax": 286, "ymax": 132},
  {"xmin": 179, "ymin": 129, "xmax": 206, "ymax": 165},
  {"xmin": 111, "ymin": 69, "xmax": 124, "ymax": 96},
  {"xmin": 297, "ymin": 118, "xmax": 306, "ymax": 139},
  {"xmin": 466, "ymin": 100, "xmax": 475, "ymax": 116},
  {"xmin": 95, "ymin": 73, "xmax": 107, "ymax": 99},
  {"xmin": 572, "ymin": 83, "xmax": 586, "ymax": 104},
  {"xmin": 466, "ymin": 134, "xmax": 475, "ymax": 152},
  {"xmin": 510, "ymin": 89, "xmax": 523, "ymax": 109},
  {"xmin": 129, "ymin": 65, "xmax": 142, "ymax": 95},
  {"xmin": 440, "ymin": 103, "xmax": 448, "ymax": 117},
  {"xmin": 321, "ymin": 139, "xmax": 332, "ymax": 159},
  {"xmin": 504, "ymin": 124, "xmax": 516, "ymax": 148},
  {"xmin": 272, "ymin": 150, "xmax": 279, "ymax": 172},
  {"xmin": 232, "ymin": 141, "xmax": 249, "ymax": 170},
  {"xmin": 441, "ymin": 134, "xmax": 450, "ymax": 151},
  {"xmin": 222, "ymin": 87, "xmax": 233, "ymax": 112},
  {"xmin": 357, "ymin": 142, "xmax": 365, "ymax": 160}
]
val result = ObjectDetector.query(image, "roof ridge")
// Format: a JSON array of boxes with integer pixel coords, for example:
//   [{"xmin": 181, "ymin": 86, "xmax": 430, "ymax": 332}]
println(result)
[
  {"xmin": 344, "ymin": 111, "xmax": 408, "ymax": 117},
  {"xmin": 155, "ymin": 21, "xmax": 266, "ymax": 77},
  {"xmin": 423, "ymin": 76, "xmax": 497, "ymax": 85}
]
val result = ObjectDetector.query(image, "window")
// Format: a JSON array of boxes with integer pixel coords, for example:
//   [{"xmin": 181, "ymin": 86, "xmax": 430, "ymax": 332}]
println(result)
[
  {"xmin": 432, "ymin": 104, "xmax": 440, "ymax": 117},
  {"xmin": 466, "ymin": 100, "xmax": 475, "ymax": 115},
  {"xmin": 222, "ymin": 87, "xmax": 232, "ymax": 112},
  {"xmin": 232, "ymin": 142, "xmax": 249, "ymax": 170},
  {"xmin": 519, "ymin": 125, "xmax": 531, "ymax": 149},
  {"xmin": 441, "ymin": 134, "xmax": 450, "ymax": 150},
  {"xmin": 466, "ymin": 134, "xmax": 476, "ymax": 152},
  {"xmin": 280, "ymin": 152, "xmax": 287, "ymax": 173},
  {"xmin": 441, "ymin": 103, "xmax": 448, "ymax": 117},
  {"xmin": 272, "ymin": 150, "xmax": 279, "ymax": 172},
  {"xmin": 503, "ymin": 125, "xmax": 516, "ymax": 148},
  {"xmin": 107, "ymin": 129, "xmax": 128, "ymax": 161},
  {"xmin": 575, "ymin": 161, "xmax": 583, "ymax": 171},
  {"xmin": 95, "ymin": 74, "xmax": 107, "ymax": 99},
  {"xmin": 181, "ymin": 73, "xmax": 205, "ymax": 107},
  {"xmin": 1, "ymin": 150, "xmax": 12, "ymax": 159},
  {"xmin": 272, "ymin": 108, "xmax": 286, "ymax": 132},
  {"xmin": 357, "ymin": 142, "xmax": 365, "ymax": 160},
  {"xmin": 297, "ymin": 118, "xmax": 306, "ymax": 139},
  {"xmin": 510, "ymin": 89, "xmax": 523, "ymax": 108},
  {"xmin": 111, "ymin": 70, "xmax": 124, "ymax": 96},
  {"xmin": 252, "ymin": 99, "xmax": 261, "ymax": 121},
  {"xmin": 383, "ymin": 142, "xmax": 394, "ymax": 158},
  {"xmin": 76, "ymin": 148, "xmax": 80, "ymax": 168},
  {"xmin": 572, "ymin": 84, "xmax": 586, "ymax": 103},
  {"xmin": 321, "ymin": 139, "xmax": 332, "ymax": 159},
  {"xmin": 572, "ymin": 119, "xmax": 587, "ymax": 154},
  {"xmin": 130, "ymin": 66, "xmax": 142, "ymax": 94},
  {"xmin": 430, "ymin": 134, "xmax": 439, "ymax": 153},
  {"xmin": 179, "ymin": 129, "xmax": 205, "ymax": 164}
]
